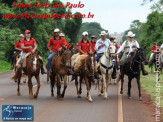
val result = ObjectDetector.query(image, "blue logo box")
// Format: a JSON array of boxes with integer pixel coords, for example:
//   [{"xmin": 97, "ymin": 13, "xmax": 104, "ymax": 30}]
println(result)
[{"xmin": 2, "ymin": 105, "xmax": 33, "ymax": 121}]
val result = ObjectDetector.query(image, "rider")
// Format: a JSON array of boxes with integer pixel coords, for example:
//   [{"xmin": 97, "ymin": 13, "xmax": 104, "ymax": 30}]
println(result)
[
  {"xmin": 95, "ymin": 31, "xmax": 110, "ymax": 62},
  {"xmin": 21, "ymin": 30, "xmax": 46, "ymax": 74},
  {"xmin": 47, "ymin": 28, "xmax": 68, "ymax": 74},
  {"xmin": 78, "ymin": 31, "xmax": 92, "ymax": 55},
  {"xmin": 90, "ymin": 35, "xmax": 97, "ymax": 53},
  {"xmin": 11, "ymin": 34, "xmax": 24, "ymax": 70},
  {"xmin": 116, "ymin": 31, "xmax": 148, "ymax": 75},
  {"xmin": 149, "ymin": 42, "xmax": 160, "ymax": 61}
]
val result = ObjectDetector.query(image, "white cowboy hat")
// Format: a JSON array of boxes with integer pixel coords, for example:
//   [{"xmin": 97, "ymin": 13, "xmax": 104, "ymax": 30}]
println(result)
[
  {"xmin": 82, "ymin": 31, "xmax": 88, "ymax": 36},
  {"xmin": 53, "ymin": 28, "xmax": 61, "ymax": 33},
  {"xmin": 60, "ymin": 33, "xmax": 65, "ymax": 37},
  {"xmin": 19, "ymin": 34, "xmax": 25, "ymax": 38},
  {"xmin": 126, "ymin": 31, "xmax": 135, "ymax": 37},
  {"xmin": 99, "ymin": 31, "xmax": 108, "ymax": 36}
]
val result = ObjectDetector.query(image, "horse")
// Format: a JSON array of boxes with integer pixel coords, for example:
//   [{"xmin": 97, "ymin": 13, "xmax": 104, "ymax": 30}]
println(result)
[
  {"xmin": 120, "ymin": 47, "xmax": 147, "ymax": 100},
  {"xmin": 50, "ymin": 46, "xmax": 73, "ymax": 98},
  {"xmin": 96, "ymin": 43, "xmax": 116, "ymax": 99},
  {"xmin": 14, "ymin": 52, "xmax": 27, "ymax": 83},
  {"xmin": 71, "ymin": 53, "xmax": 95, "ymax": 102},
  {"xmin": 148, "ymin": 53, "xmax": 156, "ymax": 73},
  {"xmin": 12, "ymin": 52, "xmax": 43, "ymax": 99}
]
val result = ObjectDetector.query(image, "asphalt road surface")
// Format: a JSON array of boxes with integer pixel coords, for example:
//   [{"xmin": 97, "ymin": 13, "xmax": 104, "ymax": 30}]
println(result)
[{"xmin": 0, "ymin": 72, "xmax": 156, "ymax": 122}]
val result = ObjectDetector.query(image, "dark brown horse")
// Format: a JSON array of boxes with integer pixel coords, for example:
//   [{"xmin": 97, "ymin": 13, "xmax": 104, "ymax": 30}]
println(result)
[
  {"xmin": 12, "ymin": 52, "xmax": 43, "ymax": 99},
  {"xmin": 50, "ymin": 46, "xmax": 73, "ymax": 98},
  {"xmin": 71, "ymin": 53, "xmax": 95, "ymax": 102}
]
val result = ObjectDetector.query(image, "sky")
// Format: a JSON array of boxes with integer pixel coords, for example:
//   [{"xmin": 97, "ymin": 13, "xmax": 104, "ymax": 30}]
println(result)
[{"xmin": 60, "ymin": 0, "xmax": 158, "ymax": 33}]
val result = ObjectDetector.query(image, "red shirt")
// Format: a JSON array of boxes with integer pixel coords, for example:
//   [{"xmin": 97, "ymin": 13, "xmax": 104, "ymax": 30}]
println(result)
[
  {"xmin": 78, "ymin": 40, "xmax": 92, "ymax": 55},
  {"xmin": 21, "ymin": 38, "xmax": 36, "ymax": 53},
  {"xmin": 115, "ymin": 44, "xmax": 119, "ymax": 49},
  {"xmin": 90, "ymin": 41, "xmax": 96, "ymax": 52},
  {"xmin": 151, "ymin": 46, "xmax": 159, "ymax": 53},
  {"xmin": 48, "ymin": 37, "xmax": 67, "ymax": 52},
  {"xmin": 15, "ymin": 40, "xmax": 22, "ymax": 49}
]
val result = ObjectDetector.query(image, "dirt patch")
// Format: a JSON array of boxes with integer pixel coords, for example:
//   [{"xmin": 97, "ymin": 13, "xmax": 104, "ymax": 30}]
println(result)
[{"xmin": 142, "ymin": 89, "xmax": 163, "ymax": 121}]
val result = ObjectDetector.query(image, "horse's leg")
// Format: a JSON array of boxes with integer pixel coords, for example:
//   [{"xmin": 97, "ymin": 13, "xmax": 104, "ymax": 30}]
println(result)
[
  {"xmin": 127, "ymin": 77, "xmax": 132, "ymax": 99},
  {"xmin": 34, "ymin": 75, "xmax": 40, "ymax": 98},
  {"xmin": 103, "ymin": 74, "xmax": 108, "ymax": 99},
  {"xmin": 28, "ymin": 76, "xmax": 34, "ymax": 99},
  {"xmin": 101, "ymin": 78, "xmax": 104, "ymax": 93},
  {"xmin": 97, "ymin": 79, "xmax": 101, "ymax": 96},
  {"xmin": 23, "ymin": 75, "xmax": 26, "ymax": 83},
  {"xmin": 120, "ymin": 73, "xmax": 124, "ymax": 94},
  {"xmin": 136, "ymin": 75, "xmax": 142, "ymax": 101},
  {"xmin": 79, "ymin": 76, "xmax": 82, "ymax": 95},
  {"xmin": 61, "ymin": 75, "xmax": 67, "ymax": 98},
  {"xmin": 56, "ymin": 74, "xmax": 61, "ymax": 99},
  {"xmin": 17, "ymin": 76, "xmax": 21, "ymax": 96},
  {"xmin": 75, "ymin": 76, "xmax": 80, "ymax": 98},
  {"xmin": 50, "ymin": 74, "xmax": 55, "ymax": 97},
  {"xmin": 84, "ymin": 76, "xmax": 93, "ymax": 102},
  {"xmin": 109, "ymin": 77, "xmax": 112, "ymax": 84}
]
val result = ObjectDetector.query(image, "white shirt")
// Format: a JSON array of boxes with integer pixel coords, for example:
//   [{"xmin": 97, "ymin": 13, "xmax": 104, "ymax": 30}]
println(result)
[
  {"xmin": 117, "ymin": 40, "xmax": 140, "ymax": 54},
  {"xmin": 95, "ymin": 38, "xmax": 110, "ymax": 54}
]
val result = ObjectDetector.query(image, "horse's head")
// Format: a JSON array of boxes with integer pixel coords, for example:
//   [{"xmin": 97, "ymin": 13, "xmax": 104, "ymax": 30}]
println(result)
[
  {"xmin": 62, "ymin": 46, "xmax": 74, "ymax": 68},
  {"xmin": 86, "ymin": 53, "xmax": 96, "ymax": 77},
  {"xmin": 136, "ymin": 47, "xmax": 147, "ymax": 62},
  {"xmin": 30, "ymin": 52, "xmax": 40, "ymax": 72},
  {"xmin": 106, "ymin": 42, "xmax": 117, "ymax": 59}
]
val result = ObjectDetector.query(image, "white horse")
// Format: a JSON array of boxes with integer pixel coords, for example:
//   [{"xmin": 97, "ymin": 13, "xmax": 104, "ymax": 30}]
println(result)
[{"xmin": 97, "ymin": 43, "xmax": 116, "ymax": 99}]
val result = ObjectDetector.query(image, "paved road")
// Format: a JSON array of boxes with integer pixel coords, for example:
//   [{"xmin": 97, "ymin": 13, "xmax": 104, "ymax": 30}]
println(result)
[{"xmin": 0, "ymin": 72, "xmax": 156, "ymax": 122}]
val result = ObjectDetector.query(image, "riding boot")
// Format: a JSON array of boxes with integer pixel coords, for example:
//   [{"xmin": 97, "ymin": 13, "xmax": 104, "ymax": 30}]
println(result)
[
  {"xmin": 141, "ymin": 63, "xmax": 148, "ymax": 75},
  {"xmin": 41, "ymin": 66, "xmax": 47, "ymax": 74}
]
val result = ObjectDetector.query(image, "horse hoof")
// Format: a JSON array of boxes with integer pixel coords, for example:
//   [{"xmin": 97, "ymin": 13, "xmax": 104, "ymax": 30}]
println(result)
[
  {"xmin": 139, "ymin": 97, "xmax": 142, "ymax": 101},
  {"xmin": 17, "ymin": 93, "xmax": 21, "ymax": 96},
  {"xmin": 98, "ymin": 93, "xmax": 101, "ymax": 96},
  {"xmin": 88, "ymin": 99, "xmax": 93, "ymax": 103},
  {"xmin": 104, "ymin": 96, "xmax": 108, "ymax": 100},
  {"xmin": 77, "ymin": 95, "xmax": 81, "ymax": 98},
  {"xmin": 51, "ymin": 94, "xmax": 54, "ymax": 97},
  {"xmin": 120, "ymin": 91, "xmax": 123, "ymax": 94},
  {"xmin": 29, "ymin": 95, "xmax": 34, "ymax": 99},
  {"xmin": 101, "ymin": 90, "xmax": 104, "ymax": 93},
  {"xmin": 34, "ymin": 94, "xmax": 38, "ymax": 98},
  {"xmin": 128, "ymin": 96, "xmax": 131, "ymax": 99}
]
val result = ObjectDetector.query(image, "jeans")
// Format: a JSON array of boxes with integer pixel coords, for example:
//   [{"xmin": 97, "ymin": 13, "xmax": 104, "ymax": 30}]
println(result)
[
  {"xmin": 47, "ymin": 52, "xmax": 56, "ymax": 73},
  {"xmin": 96, "ymin": 53, "xmax": 104, "ymax": 62},
  {"xmin": 21, "ymin": 53, "xmax": 27, "ymax": 70}
]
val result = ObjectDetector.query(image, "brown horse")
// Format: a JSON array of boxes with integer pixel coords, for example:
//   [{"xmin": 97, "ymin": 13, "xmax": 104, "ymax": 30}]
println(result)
[
  {"xmin": 71, "ymin": 53, "xmax": 95, "ymax": 102},
  {"xmin": 50, "ymin": 46, "xmax": 73, "ymax": 98},
  {"xmin": 12, "ymin": 52, "xmax": 43, "ymax": 99},
  {"xmin": 14, "ymin": 52, "xmax": 27, "ymax": 83}
]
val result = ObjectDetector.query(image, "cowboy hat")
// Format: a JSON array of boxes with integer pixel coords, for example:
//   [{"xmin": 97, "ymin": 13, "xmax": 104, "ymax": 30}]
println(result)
[
  {"xmin": 91, "ymin": 35, "xmax": 97, "ymax": 38},
  {"xmin": 53, "ymin": 28, "xmax": 61, "ymax": 33},
  {"xmin": 99, "ymin": 31, "xmax": 108, "ymax": 36},
  {"xmin": 126, "ymin": 31, "xmax": 135, "ymax": 37},
  {"xmin": 82, "ymin": 31, "xmax": 88, "ymax": 36},
  {"xmin": 19, "ymin": 34, "xmax": 25, "ymax": 38}
]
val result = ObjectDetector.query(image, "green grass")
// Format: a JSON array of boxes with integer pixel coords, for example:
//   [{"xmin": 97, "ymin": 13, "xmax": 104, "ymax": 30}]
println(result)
[
  {"xmin": 0, "ymin": 60, "xmax": 11, "ymax": 73},
  {"xmin": 141, "ymin": 65, "xmax": 163, "ymax": 116}
]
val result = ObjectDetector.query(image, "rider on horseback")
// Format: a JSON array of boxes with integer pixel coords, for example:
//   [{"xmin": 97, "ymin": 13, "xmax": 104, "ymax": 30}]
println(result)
[
  {"xmin": 149, "ymin": 42, "xmax": 160, "ymax": 62},
  {"xmin": 116, "ymin": 31, "xmax": 148, "ymax": 75},
  {"xmin": 20, "ymin": 30, "xmax": 46, "ymax": 75},
  {"xmin": 90, "ymin": 35, "xmax": 97, "ymax": 53},
  {"xmin": 95, "ymin": 31, "xmax": 110, "ymax": 62},
  {"xmin": 47, "ymin": 28, "xmax": 70, "ymax": 75},
  {"xmin": 11, "ymin": 34, "xmax": 24, "ymax": 70}
]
